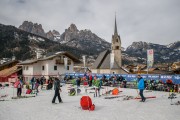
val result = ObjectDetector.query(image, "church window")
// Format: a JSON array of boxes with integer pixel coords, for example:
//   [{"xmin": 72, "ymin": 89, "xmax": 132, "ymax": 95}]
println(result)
[
  {"xmin": 116, "ymin": 39, "xmax": 118, "ymax": 42},
  {"xmin": 116, "ymin": 46, "xmax": 119, "ymax": 49}
]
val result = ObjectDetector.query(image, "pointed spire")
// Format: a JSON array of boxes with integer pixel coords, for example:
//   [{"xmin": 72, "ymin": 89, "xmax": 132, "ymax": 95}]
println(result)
[{"xmin": 114, "ymin": 13, "xmax": 118, "ymax": 35}]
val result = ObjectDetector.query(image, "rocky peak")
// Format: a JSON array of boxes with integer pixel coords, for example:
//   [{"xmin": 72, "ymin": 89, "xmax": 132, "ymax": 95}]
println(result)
[
  {"xmin": 167, "ymin": 41, "xmax": 180, "ymax": 50},
  {"xmin": 52, "ymin": 30, "xmax": 60, "ymax": 36},
  {"xmin": 19, "ymin": 21, "xmax": 46, "ymax": 37},
  {"xmin": 46, "ymin": 30, "xmax": 60, "ymax": 41},
  {"xmin": 68, "ymin": 24, "xmax": 79, "ymax": 33},
  {"xmin": 19, "ymin": 21, "xmax": 33, "ymax": 33},
  {"xmin": 59, "ymin": 23, "xmax": 111, "ymax": 53},
  {"xmin": 131, "ymin": 41, "xmax": 148, "ymax": 49},
  {"xmin": 46, "ymin": 31, "xmax": 54, "ymax": 40}
]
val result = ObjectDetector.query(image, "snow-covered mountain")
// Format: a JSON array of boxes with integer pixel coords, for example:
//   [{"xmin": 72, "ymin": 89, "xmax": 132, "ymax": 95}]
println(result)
[{"xmin": 125, "ymin": 41, "xmax": 180, "ymax": 64}]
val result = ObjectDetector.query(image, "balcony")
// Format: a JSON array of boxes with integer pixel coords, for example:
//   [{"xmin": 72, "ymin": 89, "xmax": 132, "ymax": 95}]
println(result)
[{"xmin": 55, "ymin": 59, "xmax": 64, "ymax": 64}]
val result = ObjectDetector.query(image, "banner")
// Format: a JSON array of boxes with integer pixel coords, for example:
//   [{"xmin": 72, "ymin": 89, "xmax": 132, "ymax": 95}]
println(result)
[
  {"xmin": 110, "ymin": 53, "xmax": 114, "ymax": 69},
  {"xmin": 64, "ymin": 58, "xmax": 67, "ymax": 70},
  {"xmin": 147, "ymin": 49, "xmax": 154, "ymax": 68}
]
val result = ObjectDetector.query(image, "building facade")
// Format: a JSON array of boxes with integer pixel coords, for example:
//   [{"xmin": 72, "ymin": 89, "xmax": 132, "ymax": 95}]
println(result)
[{"xmin": 19, "ymin": 52, "xmax": 80, "ymax": 82}]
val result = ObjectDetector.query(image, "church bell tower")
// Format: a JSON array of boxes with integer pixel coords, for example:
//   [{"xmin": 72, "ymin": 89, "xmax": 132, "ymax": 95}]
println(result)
[{"xmin": 111, "ymin": 15, "xmax": 122, "ymax": 67}]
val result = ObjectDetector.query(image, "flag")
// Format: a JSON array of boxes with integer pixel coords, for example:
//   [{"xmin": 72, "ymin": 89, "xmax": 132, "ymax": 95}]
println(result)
[{"xmin": 147, "ymin": 49, "xmax": 154, "ymax": 68}]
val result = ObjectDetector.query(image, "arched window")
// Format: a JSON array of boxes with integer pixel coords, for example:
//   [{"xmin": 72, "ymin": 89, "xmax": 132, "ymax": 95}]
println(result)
[{"xmin": 116, "ymin": 39, "xmax": 118, "ymax": 42}]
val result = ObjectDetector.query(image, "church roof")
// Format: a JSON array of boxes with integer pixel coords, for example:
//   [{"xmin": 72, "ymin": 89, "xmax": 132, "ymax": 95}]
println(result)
[
  {"xmin": 99, "ymin": 53, "xmax": 120, "ymax": 69},
  {"xmin": 91, "ymin": 50, "xmax": 110, "ymax": 69},
  {"xmin": 91, "ymin": 50, "xmax": 129, "ymax": 73}
]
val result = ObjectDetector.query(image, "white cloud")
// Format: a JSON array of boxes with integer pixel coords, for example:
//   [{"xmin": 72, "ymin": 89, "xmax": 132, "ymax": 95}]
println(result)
[{"xmin": 0, "ymin": 0, "xmax": 180, "ymax": 48}]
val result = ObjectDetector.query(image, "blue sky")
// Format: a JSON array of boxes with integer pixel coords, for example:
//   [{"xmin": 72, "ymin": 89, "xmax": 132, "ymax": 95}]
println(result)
[{"xmin": 0, "ymin": 0, "xmax": 180, "ymax": 48}]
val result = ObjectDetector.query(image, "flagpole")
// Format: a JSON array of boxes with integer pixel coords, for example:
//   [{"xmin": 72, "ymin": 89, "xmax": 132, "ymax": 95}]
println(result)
[{"xmin": 82, "ymin": 55, "xmax": 86, "ymax": 73}]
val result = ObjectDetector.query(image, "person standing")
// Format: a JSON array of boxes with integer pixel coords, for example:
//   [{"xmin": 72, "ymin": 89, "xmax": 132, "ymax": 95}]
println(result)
[
  {"xmin": 137, "ymin": 75, "xmax": 146, "ymax": 102},
  {"xmin": 89, "ymin": 74, "xmax": 93, "ymax": 87},
  {"xmin": 52, "ymin": 78, "xmax": 62, "ymax": 104},
  {"xmin": 76, "ymin": 76, "xmax": 81, "ymax": 87},
  {"xmin": 40, "ymin": 76, "xmax": 44, "ymax": 90},
  {"xmin": 17, "ymin": 78, "xmax": 23, "ymax": 97},
  {"xmin": 31, "ymin": 77, "xmax": 35, "ymax": 90}
]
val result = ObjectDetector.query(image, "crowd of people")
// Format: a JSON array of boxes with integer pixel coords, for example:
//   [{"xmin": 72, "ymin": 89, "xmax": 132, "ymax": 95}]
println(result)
[{"xmin": 10, "ymin": 72, "xmax": 179, "ymax": 104}]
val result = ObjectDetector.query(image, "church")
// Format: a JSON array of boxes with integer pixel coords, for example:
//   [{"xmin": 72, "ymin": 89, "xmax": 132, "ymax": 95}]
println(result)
[{"xmin": 91, "ymin": 17, "xmax": 128, "ymax": 74}]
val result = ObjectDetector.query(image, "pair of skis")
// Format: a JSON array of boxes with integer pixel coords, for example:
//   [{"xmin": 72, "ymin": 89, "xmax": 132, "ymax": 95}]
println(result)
[{"xmin": 123, "ymin": 96, "xmax": 156, "ymax": 101}]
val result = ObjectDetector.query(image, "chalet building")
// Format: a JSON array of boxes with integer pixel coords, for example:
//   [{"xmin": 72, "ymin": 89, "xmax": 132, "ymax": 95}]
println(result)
[
  {"xmin": 18, "ymin": 51, "xmax": 81, "ymax": 82},
  {"xmin": 91, "ymin": 16, "xmax": 128, "ymax": 74},
  {"xmin": 0, "ymin": 60, "xmax": 22, "ymax": 83},
  {"xmin": 171, "ymin": 62, "xmax": 180, "ymax": 74}
]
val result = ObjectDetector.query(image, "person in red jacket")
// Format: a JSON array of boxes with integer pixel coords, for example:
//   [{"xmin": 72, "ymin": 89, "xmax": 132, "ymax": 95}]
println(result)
[{"xmin": 89, "ymin": 74, "xmax": 93, "ymax": 87}]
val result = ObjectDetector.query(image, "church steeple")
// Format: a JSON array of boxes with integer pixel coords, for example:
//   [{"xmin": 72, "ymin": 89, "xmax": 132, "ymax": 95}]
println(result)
[
  {"xmin": 111, "ymin": 14, "xmax": 122, "ymax": 67},
  {"xmin": 114, "ymin": 15, "xmax": 118, "ymax": 35}
]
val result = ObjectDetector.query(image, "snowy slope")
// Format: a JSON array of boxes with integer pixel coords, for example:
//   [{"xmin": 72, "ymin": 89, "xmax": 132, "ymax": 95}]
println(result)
[{"xmin": 0, "ymin": 85, "xmax": 180, "ymax": 120}]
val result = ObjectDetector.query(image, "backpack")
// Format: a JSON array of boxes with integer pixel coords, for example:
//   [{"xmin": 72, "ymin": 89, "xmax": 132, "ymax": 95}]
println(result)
[
  {"xmin": 69, "ymin": 88, "xmax": 76, "ymax": 96},
  {"xmin": 112, "ymin": 88, "xmax": 119, "ymax": 95},
  {"xmin": 144, "ymin": 80, "xmax": 147, "ymax": 89},
  {"xmin": 26, "ymin": 89, "xmax": 32, "ymax": 94},
  {"xmin": 14, "ymin": 81, "xmax": 20, "ymax": 88},
  {"xmin": 80, "ymin": 96, "xmax": 92, "ymax": 110}
]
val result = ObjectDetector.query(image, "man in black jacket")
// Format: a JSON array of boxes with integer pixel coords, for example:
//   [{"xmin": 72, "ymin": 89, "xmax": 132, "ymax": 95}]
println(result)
[{"xmin": 52, "ymin": 78, "xmax": 63, "ymax": 104}]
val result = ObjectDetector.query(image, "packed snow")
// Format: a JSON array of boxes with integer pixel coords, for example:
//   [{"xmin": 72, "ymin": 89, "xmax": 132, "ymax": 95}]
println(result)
[{"xmin": 0, "ymin": 84, "xmax": 180, "ymax": 120}]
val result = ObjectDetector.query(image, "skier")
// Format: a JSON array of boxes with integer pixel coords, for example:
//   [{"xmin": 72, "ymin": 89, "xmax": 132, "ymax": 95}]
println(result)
[
  {"xmin": 52, "ymin": 77, "xmax": 63, "ymax": 104},
  {"xmin": 137, "ymin": 75, "xmax": 146, "ymax": 102}
]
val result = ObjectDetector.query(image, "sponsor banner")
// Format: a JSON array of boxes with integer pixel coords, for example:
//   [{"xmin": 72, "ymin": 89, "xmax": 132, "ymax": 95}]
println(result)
[
  {"xmin": 148, "ymin": 75, "xmax": 160, "ymax": 80},
  {"xmin": 160, "ymin": 75, "xmax": 173, "ymax": 83},
  {"xmin": 65, "ymin": 73, "xmax": 180, "ymax": 84},
  {"xmin": 173, "ymin": 75, "xmax": 180, "ymax": 84}
]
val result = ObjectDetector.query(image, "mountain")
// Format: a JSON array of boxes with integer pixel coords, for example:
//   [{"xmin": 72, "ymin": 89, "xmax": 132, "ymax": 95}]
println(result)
[
  {"xmin": 59, "ymin": 24, "xmax": 111, "ymax": 54},
  {"xmin": 19, "ymin": 21, "xmax": 60, "ymax": 41},
  {"xmin": 0, "ymin": 23, "xmax": 95, "ymax": 61},
  {"xmin": 167, "ymin": 41, "xmax": 180, "ymax": 50},
  {"xmin": 19, "ymin": 21, "xmax": 46, "ymax": 37},
  {"xmin": 46, "ymin": 30, "xmax": 60, "ymax": 41},
  {"xmin": 18, "ymin": 21, "xmax": 110, "ymax": 56},
  {"xmin": 1, "ymin": 22, "xmax": 179, "ymax": 65},
  {"xmin": 125, "ymin": 41, "xmax": 180, "ymax": 64},
  {"xmin": 59, "ymin": 24, "xmax": 111, "ymax": 53},
  {"xmin": 18, "ymin": 21, "xmax": 111, "ymax": 61}
]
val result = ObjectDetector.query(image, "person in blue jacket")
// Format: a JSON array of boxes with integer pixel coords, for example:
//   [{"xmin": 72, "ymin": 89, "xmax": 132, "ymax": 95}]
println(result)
[{"xmin": 137, "ymin": 75, "xmax": 146, "ymax": 102}]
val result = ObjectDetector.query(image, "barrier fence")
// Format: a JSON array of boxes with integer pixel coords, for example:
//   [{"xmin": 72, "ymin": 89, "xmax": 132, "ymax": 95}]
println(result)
[{"xmin": 65, "ymin": 73, "xmax": 180, "ymax": 84}]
